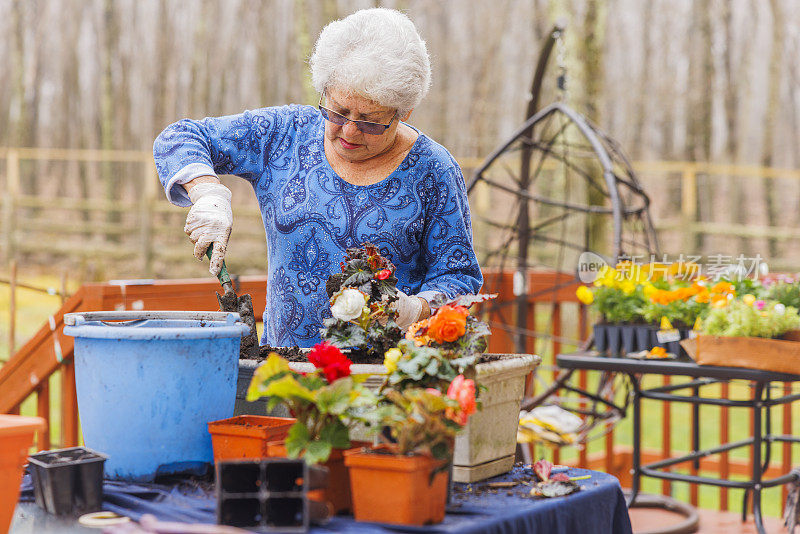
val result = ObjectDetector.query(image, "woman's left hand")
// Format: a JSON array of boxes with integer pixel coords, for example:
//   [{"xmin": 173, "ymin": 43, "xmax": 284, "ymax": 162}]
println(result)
[{"xmin": 393, "ymin": 291, "xmax": 429, "ymax": 329}]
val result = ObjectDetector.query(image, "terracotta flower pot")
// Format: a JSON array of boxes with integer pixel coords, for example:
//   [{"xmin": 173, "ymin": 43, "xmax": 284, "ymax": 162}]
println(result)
[
  {"xmin": 0, "ymin": 415, "xmax": 45, "ymax": 533},
  {"xmin": 265, "ymin": 439, "xmax": 370, "ymax": 514},
  {"xmin": 207, "ymin": 415, "xmax": 296, "ymax": 462},
  {"xmin": 344, "ymin": 446, "xmax": 448, "ymax": 526}
]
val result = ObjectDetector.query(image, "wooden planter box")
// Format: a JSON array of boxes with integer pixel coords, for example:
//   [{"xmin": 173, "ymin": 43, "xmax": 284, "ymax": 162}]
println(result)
[{"xmin": 681, "ymin": 332, "xmax": 800, "ymax": 375}]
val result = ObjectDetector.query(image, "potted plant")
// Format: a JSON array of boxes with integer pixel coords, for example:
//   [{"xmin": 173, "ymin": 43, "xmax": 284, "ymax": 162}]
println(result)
[
  {"xmin": 388, "ymin": 294, "xmax": 537, "ymax": 482},
  {"xmin": 262, "ymin": 243, "xmax": 538, "ymax": 482},
  {"xmin": 682, "ymin": 296, "xmax": 800, "ymax": 374},
  {"xmin": 344, "ymin": 376, "xmax": 476, "ymax": 526},
  {"xmin": 245, "ymin": 344, "xmax": 376, "ymax": 513},
  {"xmin": 577, "ymin": 264, "xmax": 649, "ymax": 355}
]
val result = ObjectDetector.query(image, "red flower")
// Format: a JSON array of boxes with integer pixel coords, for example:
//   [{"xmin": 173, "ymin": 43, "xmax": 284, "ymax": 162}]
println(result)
[
  {"xmin": 376, "ymin": 269, "xmax": 392, "ymax": 280},
  {"xmin": 445, "ymin": 375, "xmax": 477, "ymax": 426},
  {"xmin": 307, "ymin": 342, "xmax": 352, "ymax": 383}
]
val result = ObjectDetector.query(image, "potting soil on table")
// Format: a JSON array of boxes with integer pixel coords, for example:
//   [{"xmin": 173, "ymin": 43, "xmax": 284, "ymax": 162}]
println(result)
[{"xmin": 16, "ymin": 467, "xmax": 631, "ymax": 534}]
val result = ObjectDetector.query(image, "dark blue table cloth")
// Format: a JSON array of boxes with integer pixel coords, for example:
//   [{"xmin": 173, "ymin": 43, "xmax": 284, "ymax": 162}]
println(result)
[{"xmin": 18, "ymin": 466, "xmax": 632, "ymax": 534}]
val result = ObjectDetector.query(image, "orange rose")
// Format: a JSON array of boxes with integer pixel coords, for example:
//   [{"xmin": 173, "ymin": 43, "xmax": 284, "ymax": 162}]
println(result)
[{"xmin": 426, "ymin": 305, "xmax": 469, "ymax": 343}]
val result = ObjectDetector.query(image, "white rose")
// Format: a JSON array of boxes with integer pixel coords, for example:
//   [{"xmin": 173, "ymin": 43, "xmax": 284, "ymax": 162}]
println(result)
[{"xmin": 331, "ymin": 288, "xmax": 368, "ymax": 321}]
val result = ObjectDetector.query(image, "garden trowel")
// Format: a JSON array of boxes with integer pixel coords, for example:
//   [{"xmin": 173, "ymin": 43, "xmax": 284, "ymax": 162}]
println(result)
[{"xmin": 205, "ymin": 248, "xmax": 259, "ymax": 359}]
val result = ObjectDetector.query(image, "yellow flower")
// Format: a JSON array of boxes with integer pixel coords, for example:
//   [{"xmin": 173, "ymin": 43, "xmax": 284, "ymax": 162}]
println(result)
[
  {"xmin": 641, "ymin": 263, "xmax": 667, "ymax": 282},
  {"xmin": 384, "ymin": 348, "xmax": 402, "ymax": 374},
  {"xmin": 620, "ymin": 280, "xmax": 636, "ymax": 295},
  {"xmin": 742, "ymin": 294, "xmax": 756, "ymax": 306},
  {"xmin": 576, "ymin": 285, "xmax": 594, "ymax": 305},
  {"xmin": 593, "ymin": 266, "xmax": 618, "ymax": 287},
  {"xmin": 643, "ymin": 283, "xmax": 657, "ymax": 299}
]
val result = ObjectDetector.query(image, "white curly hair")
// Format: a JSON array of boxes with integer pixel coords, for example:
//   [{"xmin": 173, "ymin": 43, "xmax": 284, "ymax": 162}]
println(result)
[{"xmin": 310, "ymin": 7, "xmax": 432, "ymax": 115}]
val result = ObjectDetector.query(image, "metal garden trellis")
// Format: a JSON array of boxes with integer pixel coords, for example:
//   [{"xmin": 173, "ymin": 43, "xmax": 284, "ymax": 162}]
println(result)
[{"xmin": 465, "ymin": 24, "xmax": 660, "ymax": 451}]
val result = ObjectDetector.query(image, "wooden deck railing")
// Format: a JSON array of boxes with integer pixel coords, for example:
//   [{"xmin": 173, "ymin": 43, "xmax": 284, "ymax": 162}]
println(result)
[{"xmin": 2, "ymin": 271, "xmax": 795, "ymax": 513}]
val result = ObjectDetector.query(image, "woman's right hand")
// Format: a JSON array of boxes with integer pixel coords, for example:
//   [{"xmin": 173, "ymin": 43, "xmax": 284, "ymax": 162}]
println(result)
[{"xmin": 183, "ymin": 180, "xmax": 233, "ymax": 276}]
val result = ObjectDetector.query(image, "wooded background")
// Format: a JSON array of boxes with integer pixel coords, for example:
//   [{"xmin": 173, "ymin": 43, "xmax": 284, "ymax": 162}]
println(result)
[{"xmin": 2, "ymin": 0, "xmax": 800, "ymax": 279}]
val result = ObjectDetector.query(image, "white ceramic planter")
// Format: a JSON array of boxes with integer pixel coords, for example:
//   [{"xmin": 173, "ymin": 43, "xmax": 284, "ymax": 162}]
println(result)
[
  {"xmin": 285, "ymin": 354, "xmax": 540, "ymax": 483},
  {"xmin": 451, "ymin": 354, "xmax": 539, "ymax": 482}
]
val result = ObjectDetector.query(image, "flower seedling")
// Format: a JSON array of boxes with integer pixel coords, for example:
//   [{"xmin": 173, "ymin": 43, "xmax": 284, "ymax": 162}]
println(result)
[
  {"xmin": 376, "ymin": 375, "xmax": 477, "ymax": 473},
  {"xmin": 321, "ymin": 244, "xmax": 403, "ymax": 361},
  {"xmin": 246, "ymin": 343, "xmax": 376, "ymax": 465}
]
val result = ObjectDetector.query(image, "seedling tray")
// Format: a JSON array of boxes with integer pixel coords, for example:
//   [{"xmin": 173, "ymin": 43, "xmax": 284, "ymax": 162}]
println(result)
[
  {"xmin": 28, "ymin": 446, "xmax": 107, "ymax": 516},
  {"xmin": 216, "ymin": 458, "xmax": 330, "ymax": 532}
]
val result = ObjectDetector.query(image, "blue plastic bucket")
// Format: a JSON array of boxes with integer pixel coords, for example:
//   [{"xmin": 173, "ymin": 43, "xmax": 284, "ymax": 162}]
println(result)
[{"xmin": 63, "ymin": 311, "xmax": 250, "ymax": 481}]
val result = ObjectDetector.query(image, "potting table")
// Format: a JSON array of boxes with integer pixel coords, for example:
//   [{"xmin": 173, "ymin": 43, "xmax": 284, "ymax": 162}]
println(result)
[
  {"xmin": 11, "ymin": 466, "xmax": 632, "ymax": 533},
  {"xmin": 557, "ymin": 352, "xmax": 800, "ymax": 534}
]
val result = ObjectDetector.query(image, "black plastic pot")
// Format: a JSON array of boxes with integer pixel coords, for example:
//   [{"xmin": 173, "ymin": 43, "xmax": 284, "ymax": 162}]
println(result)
[
  {"xmin": 606, "ymin": 324, "xmax": 622, "ymax": 357},
  {"xmin": 593, "ymin": 324, "xmax": 608, "ymax": 353},
  {"xmin": 217, "ymin": 458, "xmax": 330, "ymax": 532},
  {"xmin": 676, "ymin": 328, "xmax": 692, "ymax": 360},
  {"xmin": 634, "ymin": 325, "xmax": 651, "ymax": 352},
  {"xmin": 27, "ymin": 447, "xmax": 107, "ymax": 516},
  {"xmin": 620, "ymin": 325, "xmax": 636, "ymax": 355},
  {"xmin": 649, "ymin": 326, "xmax": 667, "ymax": 349}
]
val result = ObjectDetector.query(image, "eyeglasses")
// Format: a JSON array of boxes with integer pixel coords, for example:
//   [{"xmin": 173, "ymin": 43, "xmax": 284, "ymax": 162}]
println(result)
[{"xmin": 318, "ymin": 97, "xmax": 397, "ymax": 135}]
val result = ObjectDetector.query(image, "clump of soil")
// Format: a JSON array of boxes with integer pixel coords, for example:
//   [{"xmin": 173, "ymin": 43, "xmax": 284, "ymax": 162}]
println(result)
[
  {"xmin": 245, "ymin": 347, "xmax": 507, "ymax": 365},
  {"xmin": 254, "ymin": 345, "xmax": 305, "ymax": 362}
]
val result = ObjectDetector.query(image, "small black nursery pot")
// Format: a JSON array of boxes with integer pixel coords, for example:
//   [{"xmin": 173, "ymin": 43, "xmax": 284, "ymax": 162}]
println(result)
[{"xmin": 27, "ymin": 447, "xmax": 107, "ymax": 516}]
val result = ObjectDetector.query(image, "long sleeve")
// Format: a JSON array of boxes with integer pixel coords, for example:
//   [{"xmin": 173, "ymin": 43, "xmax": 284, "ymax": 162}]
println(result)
[
  {"xmin": 417, "ymin": 161, "xmax": 483, "ymax": 301},
  {"xmin": 152, "ymin": 106, "xmax": 296, "ymax": 206}
]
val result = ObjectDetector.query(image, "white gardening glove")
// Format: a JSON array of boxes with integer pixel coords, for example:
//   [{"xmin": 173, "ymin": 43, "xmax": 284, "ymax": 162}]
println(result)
[
  {"xmin": 392, "ymin": 290, "xmax": 425, "ymax": 330},
  {"xmin": 184, "ymin": 182, "xmax": 233, "ymax": 276}
]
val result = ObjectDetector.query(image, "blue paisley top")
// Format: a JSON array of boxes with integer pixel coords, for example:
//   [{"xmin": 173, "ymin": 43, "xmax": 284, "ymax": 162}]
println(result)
[{"xmin": 153, "ymin": 104, "xmax": 483, "ymax": 347}]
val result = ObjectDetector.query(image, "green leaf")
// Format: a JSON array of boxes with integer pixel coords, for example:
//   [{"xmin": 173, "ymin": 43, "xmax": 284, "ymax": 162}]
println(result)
[
  {"xmin": 425, "ymin": 359, "xmax": 440, "ymax": 375},
  {"xmin": 286, "ymin": 422, "xmax": 310, "ymax": 458},
  {"xmin": 315, "ymin": 378, "xmax": 353, "ymax": 415},
  {"xmin": 255, "ymin": 353, "xmax": 290, "ymax": 379},
  {"xmin": 264, "ymin": 375, "xmax": 316, "ymax": 403},
  {"xmin": 304, "ymin": 440, "xmax": 333, "ymax": 465},
  {"xmin": 246, "ymin": 354, "xmax": 292, "ymax": 401},
  {"xmin": 430, "ymin": 441, "xmax": 452, "ymax": 462},
  {"xmin": 320, "ymin": 419, "xmax": 351, "ymax": 450},
  {"xmin": 343, "ymin": 270, "xmax": 372, "ymax": 288}
]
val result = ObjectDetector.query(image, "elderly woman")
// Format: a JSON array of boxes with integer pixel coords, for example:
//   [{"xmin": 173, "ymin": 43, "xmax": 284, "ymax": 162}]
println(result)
[{"xmin": 153, "ymin": 8, "xmax": 482, "ymax": 348}]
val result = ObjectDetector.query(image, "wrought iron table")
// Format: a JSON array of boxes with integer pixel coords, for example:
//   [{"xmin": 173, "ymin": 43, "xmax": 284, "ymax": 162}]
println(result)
[{"xmin": 556, "ymin": 352, "xmax": 800, "ymax": 534}]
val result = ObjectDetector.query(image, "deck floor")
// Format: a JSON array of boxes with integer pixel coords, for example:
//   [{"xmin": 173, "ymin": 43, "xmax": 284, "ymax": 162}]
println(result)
[{"xmin": 629, "ymin": 506, "xmax": 785, "ymax": 533}]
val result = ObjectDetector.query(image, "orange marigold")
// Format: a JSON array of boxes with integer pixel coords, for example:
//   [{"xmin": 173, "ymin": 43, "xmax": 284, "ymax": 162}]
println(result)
[
  {"xmin": 694, "ymin": 288, "xmax": 710, "ymax": 303},
  {"xmin": 426, "ymin": 305, "xmax": 469, "ymax": 343},
  {"xmin": 711, "ymin": 281, "xmax": 734, "ymax": 294}
]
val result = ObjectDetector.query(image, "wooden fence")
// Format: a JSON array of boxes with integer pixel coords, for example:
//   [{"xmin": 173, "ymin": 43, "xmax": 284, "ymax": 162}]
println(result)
[{"xmin": 4, "ymin": 147, "xmax": 800, "ymax": 276}]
